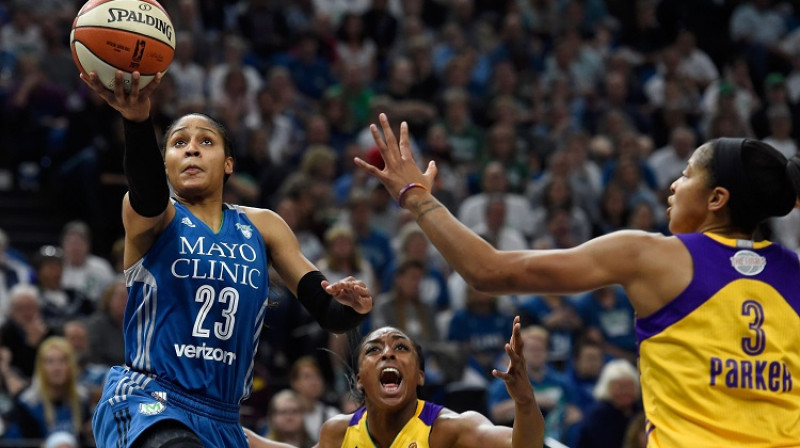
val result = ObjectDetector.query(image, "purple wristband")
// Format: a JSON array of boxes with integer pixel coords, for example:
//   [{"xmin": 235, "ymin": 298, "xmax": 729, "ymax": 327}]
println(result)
[{"xmin": 397, "ymin": 182, "xmax": 428, "ymax": 207}]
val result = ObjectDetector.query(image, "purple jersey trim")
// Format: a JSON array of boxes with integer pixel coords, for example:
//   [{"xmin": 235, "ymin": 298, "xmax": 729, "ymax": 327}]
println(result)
[
  {"xmin": 636, "ymin": 233, "xmax": 800, "ymax": 343},
  {"xmin": 418, "ymin": 401, "xmax": 443, "ymax": 426},
  {"xmin": 349, "ymin": 407, "xmax": 367, "ymax": 426}
]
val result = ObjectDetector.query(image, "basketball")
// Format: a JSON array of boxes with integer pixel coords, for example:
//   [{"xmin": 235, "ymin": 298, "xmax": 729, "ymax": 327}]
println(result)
[{"xmin": 70, "ymin": 0, "xmax": 176, "ymax": 91}]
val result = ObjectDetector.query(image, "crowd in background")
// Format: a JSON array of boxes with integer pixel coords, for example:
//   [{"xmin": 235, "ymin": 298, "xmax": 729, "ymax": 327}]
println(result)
[{"xmin": 1, "ymin": 0, "xmax": 800, "ymax": 446}]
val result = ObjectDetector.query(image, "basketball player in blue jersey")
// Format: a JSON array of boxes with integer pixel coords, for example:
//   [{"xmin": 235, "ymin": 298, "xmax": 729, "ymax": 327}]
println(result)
[
  {"xmin": 79, "ymin": 70, "xmax": 374, "ymax": 448},
  {"xmin": 356, "ymin": 114, "xmax": 800, "ymax": 447},
  {"xmin": 247, "ymin": 316, "xmax": 545, "ymax": 448}
]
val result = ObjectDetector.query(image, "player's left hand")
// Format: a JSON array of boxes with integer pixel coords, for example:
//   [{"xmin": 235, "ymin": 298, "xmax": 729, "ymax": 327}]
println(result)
[
  {"xmin": 323, "ymin": 276, "xmax": 373, "ymax": 314},
  {"xmin": 493, "ymin": 316, "xmax": 536, "ymax": 409}
]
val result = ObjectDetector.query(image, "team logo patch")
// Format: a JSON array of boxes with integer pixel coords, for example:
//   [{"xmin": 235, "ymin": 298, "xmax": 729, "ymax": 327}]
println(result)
[
  {"xmin": 236, "ymin": 223, "xmax": 253, "ymax": 239},
  {"xmin": 409, "ymin": 443, "xmax": 418, "ymax": 448},
  {"xmin": 139, "ymin": 401, "xmax": 166, "ymax": 415},
  {"xmin": 730, "ymin": 250, "xmax": 766, "ymax": 276},
  {"xmin": 181, "ymin": 217, "xmax": 196, "ymax": 228}
]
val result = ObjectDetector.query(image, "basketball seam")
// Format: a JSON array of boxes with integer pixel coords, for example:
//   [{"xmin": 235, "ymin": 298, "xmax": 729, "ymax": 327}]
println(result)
[
  {"xmin": 72, "ymin": 40, "xmax": 163, "ymax": 76},
  {"xmin": 72, "ymin": 24, "xmax": 174, "ymax": 49}
]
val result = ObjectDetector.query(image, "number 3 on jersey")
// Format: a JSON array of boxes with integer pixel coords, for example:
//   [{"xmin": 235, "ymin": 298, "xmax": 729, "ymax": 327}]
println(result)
[
  {"xmin": 741, "ymin": 299, "xmax": 765, "ymax": 356},
  {"xmin": 192, "ymin": 285, "xmax": 239, "ymax": 340}
]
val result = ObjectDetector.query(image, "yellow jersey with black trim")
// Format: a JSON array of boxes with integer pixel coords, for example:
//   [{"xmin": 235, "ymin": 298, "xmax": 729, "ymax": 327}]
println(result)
[
  {"xmin": 637, "ymin": 233, "xmax": 800, "ymax": 447},
  {"xmin": 341, "ymin": 400, "xmax": 443, "ymax": 448}
]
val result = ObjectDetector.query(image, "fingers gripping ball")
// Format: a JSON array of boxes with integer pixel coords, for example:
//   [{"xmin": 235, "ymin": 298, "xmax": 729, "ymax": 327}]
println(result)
[{"xmin": 70, "ymin": 0, "xmax": 175, "ymax": 91}]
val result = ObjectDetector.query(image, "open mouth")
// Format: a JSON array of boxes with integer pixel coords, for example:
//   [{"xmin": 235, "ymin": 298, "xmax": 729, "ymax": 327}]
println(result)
[{"xmin": 379, "ymin": 367, "xmax": 402, "ymax": 393}]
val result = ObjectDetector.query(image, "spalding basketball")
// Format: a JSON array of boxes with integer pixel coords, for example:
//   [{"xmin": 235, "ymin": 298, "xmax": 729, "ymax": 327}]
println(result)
[{"xmin": 70, "ymin": 0, "xmax": 175, "ymax": 91}]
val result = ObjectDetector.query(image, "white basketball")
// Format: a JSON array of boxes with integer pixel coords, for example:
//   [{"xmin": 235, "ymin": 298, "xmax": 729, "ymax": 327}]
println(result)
[{"xmin": 70, "ymin": 0, "xmax": 176, "ymax": 91}]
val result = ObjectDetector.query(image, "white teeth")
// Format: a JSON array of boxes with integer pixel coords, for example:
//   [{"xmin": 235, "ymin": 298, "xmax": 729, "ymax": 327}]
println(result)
[{"xmin": 382, "ymin": 368, "xmax": 400, "ymax": 375}]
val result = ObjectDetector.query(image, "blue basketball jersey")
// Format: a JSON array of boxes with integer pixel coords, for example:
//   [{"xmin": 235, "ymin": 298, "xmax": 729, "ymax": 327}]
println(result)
[{"xmin": 123, "ymin": 201, "xmax": 270, "ymax": 406}]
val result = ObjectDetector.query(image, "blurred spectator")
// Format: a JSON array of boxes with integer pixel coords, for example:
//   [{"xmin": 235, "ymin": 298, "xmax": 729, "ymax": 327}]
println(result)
[
  {"xmin": 594, "ymin": 182, "xmax": 630, "ymax": 236},
  {"xmin": 341, "ymin": 190, "xmax": 394, "ymax": 288},
  {"xmin": 61, "ymin": 320, "xmax": 106, "ymax": 404},
  {"xmin": 328, "ymin": 64, "xmax": 375, "ymax": 132},
  {"xmin": 208, "ymin": 36, "xmax": 263, "ymax": 108},
  {"xmin": 84, "ymin": 278, "xmax": 126, "ymax": 368},
  {"xmin": 362, "ymin": 0, "xmax": 399, "ymax": 63},
  {"xmin": 770, "ymin": 207, "xmax": 800, "ymax": 254},
  {"xmin": 440, "ymin": 87, "xmax": 485, "ymax": 172},
  {"xmin": 34, "ymin": 245, "xmax": 93, "ymax": 329},
  {"xmin": 447, "ymin": 283, "xmax": 510, "ymax": 382},
  {"xmin": 0, "ymin": 228, "xmax": 32, "ymax": 325},
  {"xmin": 169, "ymin": 31, "xmax": 207, "ymax": 99},
  {"xmin": 517, "ymin": 294, "xmax": 582, "ymax": 367},
  {"xmin": 475, "ymin": 194, "xmax": 530, "ymax": 251},
  {"xmin": 530, "ymin": 175, "xmax": 593, "ymax": 245},
  {"xmin": 575, "ymin": 359, "xmax": 642, "ymax": 448},
  {"xmin": 3, "ymin": 336, "xmax": 91, "ymax": 442},
  {"xmin": 316, "ymin": 224, "xmax": 378, "ymax": 294},
  {"xmin": 335, "ymin": 13, "xmax": 377, "ymax": 82},
  {"xmin": 245, "ymin": 88, "xmax": 301, "ymax": 169},
  {"xmin": 236, "ymin": 0, "xmax": 291, "ymax": 64},
  {"xmin": 288, "ymin": 357, "xmax": 340, "ymax": 442},
  {"xmin": 59, "ymin": 221, "xmax": 114, "ymax": 304},
  {"xmin": 43, "ymin": 431, "xmax": 78, "ymax": 448},
  {"xmin": 480, "ymin": 123, "xmax": 528, "ymax": 193},
  {"xmin": 381, "ymin": 223, "xmax": 449, "ymax": 309},
  {"xmin": 564, "ymin": 338, "xmax": 604, "ymax": 416},
  {"xmin": 261, "ymin": 389, "xmax": 315, "ymax": 448},
  {"xmin": 459, "ymin": 162, "xmax": 533, "ymax": 237},
  {"xmin": 675, "ymin": 29, "xmax": 719, "ymax": 90},
  {"xmin": 575, "ymin": 286, "xmax": 637, "ymax": 362},
  {"xmin": 750, "ymin": 72, "xmax": 800, "ymax": 141},
  {"xmin": 647, "ymin": 126, "xmax": 695, "ymax": 192},
  {"xmin": 0, "ymin": 284, "xmax": 55, "ymax": 379},
  {"xmin": 371, "ymin": 259, "xmax": 440, "ymax": 347},
  {"xmin": 0, "ymin": 3, "xmax": 44, "ymax": 58},
  {"xmin": 729, "ymin": 0, "xmax": 789, "ymax": 84},
  {"xmin": 284, "ymin": 31, "xmax": 337, "ymax": 100}
]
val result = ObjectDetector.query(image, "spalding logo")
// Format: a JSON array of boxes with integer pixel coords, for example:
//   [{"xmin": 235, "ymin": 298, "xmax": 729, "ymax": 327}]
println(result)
[{"xmin": 730, "ymin": 250, "xmax": 766, "ymax": 276}]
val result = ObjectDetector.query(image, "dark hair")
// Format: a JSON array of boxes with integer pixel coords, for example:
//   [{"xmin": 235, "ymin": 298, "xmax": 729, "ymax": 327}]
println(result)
[
  {"xmin": 700, "ymin": 139, "xmax": 800, "ymax": 233},
  {"xmin": 162, "ymin": 113, "xmax": 235, "ymax": 183}
]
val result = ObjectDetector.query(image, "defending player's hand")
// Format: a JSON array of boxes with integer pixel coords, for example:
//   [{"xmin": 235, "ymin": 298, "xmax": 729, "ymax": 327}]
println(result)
[
  {"xmin": 79, "ymin": 69, "xmax": 162, "ymax": 122},
  {"xmin": 354, "ymin": 113, "xmax": 437, "ymax": 206},
  {"xmin": 323, "ymin": 276, "xmax": 373, "ymax": 315},
  {"xmin": 492, "ymin": 316, "xmax": 536, "ymax": 409}
]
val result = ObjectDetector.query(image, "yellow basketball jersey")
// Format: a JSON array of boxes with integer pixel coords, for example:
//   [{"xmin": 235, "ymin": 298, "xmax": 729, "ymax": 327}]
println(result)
[
  {"xmin": 341, "ymin": 400, "xmax": 443, "ymax": 448},
  {"xmin": 637, "ymin": 233, "xmax": 800, "ymax": 447}
]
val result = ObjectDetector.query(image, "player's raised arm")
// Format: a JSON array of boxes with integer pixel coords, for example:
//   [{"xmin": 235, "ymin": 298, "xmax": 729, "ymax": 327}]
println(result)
[
  {"xmin": 80, "ymin": 70, "xmax": 174, "ymax": 268},
  {"xmin": 354, "ymin": 114, "xmax": 654, "ymax": 298}
]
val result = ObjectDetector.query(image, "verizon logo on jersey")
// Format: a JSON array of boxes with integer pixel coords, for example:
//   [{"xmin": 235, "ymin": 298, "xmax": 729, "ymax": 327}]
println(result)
[{"xmin": 174, "ymin": 342, "xmax": 236, "ymax": 365}]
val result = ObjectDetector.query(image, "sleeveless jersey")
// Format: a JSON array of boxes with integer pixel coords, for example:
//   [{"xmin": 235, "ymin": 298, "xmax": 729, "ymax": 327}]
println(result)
[
  {"xmin": 637, "ymin": 233, "xmax": 800, "ymax": 447},
  {"xmin": 123, "ymin": 202, "xmax": 270, "ymax": 406},
  {"xmin": 342, "ymin": 400, "xmax": 443, "ymax": 448}
]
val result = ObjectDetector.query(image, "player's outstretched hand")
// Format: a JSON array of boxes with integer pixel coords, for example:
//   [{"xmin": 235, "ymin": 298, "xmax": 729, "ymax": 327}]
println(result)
[
  {"xmin": 323, "ymin": 276, "xmax": 373, "ymax": 315},
  {"xmin": 79, "ymin": 69, "xmax": 162, "ymax": 122},
  {"xmin": 492, "ymin": 316, "xmax": 536, "ymax": 408},
  {"xmin": 354, "ymin": 113, "xmax": 437, "ymax": 206}
]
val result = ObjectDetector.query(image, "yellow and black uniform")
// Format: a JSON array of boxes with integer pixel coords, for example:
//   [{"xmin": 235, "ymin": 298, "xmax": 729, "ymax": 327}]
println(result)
[
  {"xmin": 637, "ymin": 233, "xmax": 800, "ymax": 447},
  {"xmin": 341, "ymin": 400, "xmax": 443, "ymax": 448}
]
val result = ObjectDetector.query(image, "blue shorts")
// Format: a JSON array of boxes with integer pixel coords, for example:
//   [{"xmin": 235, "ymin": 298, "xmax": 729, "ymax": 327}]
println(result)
[{"xmin": 92, "ymin": 366, "xmax": 247, "ymax": 448}]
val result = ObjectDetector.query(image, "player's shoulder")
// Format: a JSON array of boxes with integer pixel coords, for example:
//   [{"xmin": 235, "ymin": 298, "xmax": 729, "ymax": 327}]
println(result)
[
  {"xmin": 237, "ymin": 206, "xmax": 287, "ymax": 233},
  {"xmin": 430, "ymin": 408, "xmax": 487, "ymax": 445},
  {"xmin": 319, "ymin": 412, "xmax": 352, "ymax": 440}
]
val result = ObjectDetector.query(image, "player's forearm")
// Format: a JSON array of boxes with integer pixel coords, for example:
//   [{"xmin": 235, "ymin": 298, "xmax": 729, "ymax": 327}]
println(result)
[
  {"xmin": 123, "ymin": 117, "xmax": 169, "ymax": 217},
  {"xmin": 512, "ymin": 401, "xmax": 544, "ymax": 448},
  {"xmin": 402, "ymin": 191, "xmax": 504, "ymax": 291}
]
